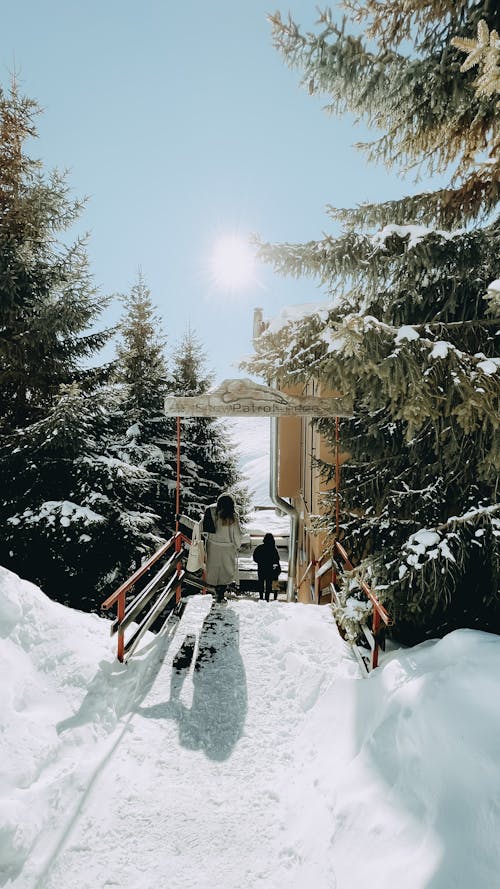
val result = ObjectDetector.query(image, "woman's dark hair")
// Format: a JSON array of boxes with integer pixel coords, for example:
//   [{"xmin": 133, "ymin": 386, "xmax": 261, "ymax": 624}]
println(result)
[
  {"xmin": 263, "ymin": 533, "xmax": 275, "ymax": 546},
  {"xmin": 216, "ymin": 493, "xmax": 236, "ymax": 525}
]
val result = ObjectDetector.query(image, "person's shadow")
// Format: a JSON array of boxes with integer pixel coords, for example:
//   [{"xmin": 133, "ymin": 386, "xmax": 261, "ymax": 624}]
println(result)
[{"xmin": 138, "ymin": 603, "xmax": 248, "ymax": 762}]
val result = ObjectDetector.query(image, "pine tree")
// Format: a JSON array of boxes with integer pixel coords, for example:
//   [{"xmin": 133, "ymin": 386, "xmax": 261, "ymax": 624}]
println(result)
[
  {"xmin": 0, "ymin": 78, "xmax": 111, "ymax": 432},
  {"xmin": 0, "ymin": 384, "xmax": 161, "ymax": 610},
  {"xmin": 452, "ymin": 19, "xmax": 500, "ymax": 104},
  {"xmin": 0, "ymin": 78, "xmax": 133, "ymax": 608},
  {"xmin": 112, "ymin": 272, "xmax": 177, "ymax": 533},
  {"xmin": 245, "ymin": 2, "xmax": 500, "ymax": 642},
  {"xmin": 269, "ymin": 3, "xmax": 499, "ymax": 227},
  {"xmin": 170, "ymin": 328, "xmax": 249, "ymax": 521}
]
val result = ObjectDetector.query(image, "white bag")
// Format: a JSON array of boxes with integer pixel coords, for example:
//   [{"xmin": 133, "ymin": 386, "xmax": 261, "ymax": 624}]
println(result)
[{"xmin": 186, "ymin": 520, "xmax": 206, "ymax": 572}]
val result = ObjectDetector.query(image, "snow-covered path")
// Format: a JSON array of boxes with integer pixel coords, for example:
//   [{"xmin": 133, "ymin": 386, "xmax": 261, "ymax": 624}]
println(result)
[
  {"xmin": 4, "ymin": 566, "xmax": 500, "ymax": 889},
  {"xmin": 14, "ymin": 592, "xmax": 356, "ymax": 889}
]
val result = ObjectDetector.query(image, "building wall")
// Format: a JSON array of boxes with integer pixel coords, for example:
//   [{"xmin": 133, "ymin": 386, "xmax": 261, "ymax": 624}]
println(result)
[
  {"xmin": 277, "ymin": 415, "xmax": 301, "ymax": 498},
  {"xmin": 251, "ymin": 308, "xmax": 346, "ymax": 605},
  {"xmin": 278, "ymin": 380, "xmax": 346, "ymax": 604}
]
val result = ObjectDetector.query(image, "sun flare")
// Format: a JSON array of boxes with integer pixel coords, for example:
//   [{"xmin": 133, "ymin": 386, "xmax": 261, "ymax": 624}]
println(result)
[{"xmin": 210, "ymin": 235, "xmax": 255, "ymax": 291}]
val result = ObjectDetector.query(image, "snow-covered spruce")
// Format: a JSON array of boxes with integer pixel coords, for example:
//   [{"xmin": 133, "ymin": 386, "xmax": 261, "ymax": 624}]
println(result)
[{"xmin": 246, "ymin": 2, "xmax": 500, "ymax": 643}]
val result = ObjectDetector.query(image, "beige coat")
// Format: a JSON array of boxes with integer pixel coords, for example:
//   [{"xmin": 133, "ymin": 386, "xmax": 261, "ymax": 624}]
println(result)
[{"xmin": 204, "ymin": 507, "xmax": 242, "ymax": 587}]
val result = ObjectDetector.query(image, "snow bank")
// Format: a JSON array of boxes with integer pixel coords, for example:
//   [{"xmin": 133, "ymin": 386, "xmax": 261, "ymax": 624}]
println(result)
[
  {"xmin": 3, "ymin": 566, "xmax": 500, "ymax": 889},
  {"xmin": 0, "ymin": 567, "xmax": 154, "ymax": 886},
  {"xmin": 288, "ymin": 629, "xmax": 500, "ymax": 889}
]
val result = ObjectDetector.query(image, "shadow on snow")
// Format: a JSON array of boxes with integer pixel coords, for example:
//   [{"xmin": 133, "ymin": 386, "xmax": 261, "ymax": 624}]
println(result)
[{"xmin": 138, "ymin": 603, "xmax": 248, "ymax": 762}]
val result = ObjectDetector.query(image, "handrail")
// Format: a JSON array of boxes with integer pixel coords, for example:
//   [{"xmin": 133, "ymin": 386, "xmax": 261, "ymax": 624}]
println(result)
[
  {"xmin": 270, "ymin": 414, "xmax": 299, "ymax": 602},
  {"xmin": 334, "ymin": 541, "xmax": 391, "ymax": 627},
  {"xmin": 298, "ymin": 560, "xmax": 315, "ymax": 589},
  {"xmin": 333, "ymin": 540, "xmax": 392, "ymax": 670},
  {"xmin": 101, "ymin": 533, "xmax": 180, "ymax": 610},
  {"xmin": 124, "ymin": 569, "xmax": 185, "ymax": 661},
  {"xmin": 312, "ymin": 541, "xmax": 392, "ymax": 671},
  {"xmin": 101, "ymin": 530, "xmax": 191, "ymax": 662},
  {"xmin": 110, "ymin": 550, "xmax": 178, "ymax": 636}
]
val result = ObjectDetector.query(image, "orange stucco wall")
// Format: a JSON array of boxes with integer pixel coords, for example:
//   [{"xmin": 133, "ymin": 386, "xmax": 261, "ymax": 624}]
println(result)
[
  {"xmin": 276, "ymin": 380, "xmax": 348, "ymax": 603},
  {"xmin": 277, "ymin": 416, "xmax": 301, "ymax": 498}
]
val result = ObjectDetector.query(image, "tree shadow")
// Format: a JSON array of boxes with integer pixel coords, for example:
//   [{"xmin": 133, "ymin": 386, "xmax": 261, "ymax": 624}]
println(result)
[{"xmin": 138, "ymin": 604, "xmax": 248, "ymax": 762}]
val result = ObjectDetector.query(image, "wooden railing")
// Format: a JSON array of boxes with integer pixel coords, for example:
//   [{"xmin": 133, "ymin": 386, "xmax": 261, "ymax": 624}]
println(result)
[
  {"xmin": 101, "ymin": 530, "xmax": 188, "ymax": 662},
  {"xmin": 312, "ymin": 541, "xmax": 392, "ymax": 672},
  {"xmin": 101, "ymin": 519, "xmax": 219, "ymax": 662},
  {"xmin": 101, "ymin": 515, "xmax": 390, "ymax": 671}
]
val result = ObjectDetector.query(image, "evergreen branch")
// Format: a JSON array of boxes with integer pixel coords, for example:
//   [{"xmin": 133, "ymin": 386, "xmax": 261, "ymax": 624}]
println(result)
[
  {"xmin": 452, "ymin": 19, "xmax": 500, "ymax": 101},
  {"xmin": 327, "ymin": 166, "xmax": 500, "ymax": 228},
  {"xmin": 435, "ymin": 502, "xmax": 500, "ymax": 532},
  {"xmin": 343, "ymin": 0, "xmax": 465, "ymax": 49},
  {"xmin": 413, "ymin": 317, "xmax": 500, "ymax": 329},
  {"xmin": 269, "ymin": 6, "xmax": 499, "ymax": 183}
]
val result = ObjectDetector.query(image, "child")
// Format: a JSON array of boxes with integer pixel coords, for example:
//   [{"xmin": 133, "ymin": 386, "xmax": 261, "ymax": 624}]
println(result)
[{"xmin": 252, "ymin": 532, "xmax": 281, "ymax": 602}]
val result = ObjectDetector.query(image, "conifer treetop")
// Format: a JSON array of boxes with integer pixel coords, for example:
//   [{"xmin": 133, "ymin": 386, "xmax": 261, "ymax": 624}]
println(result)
[
  {"xmin": 0, "ymin": 77, "xmax": 112, "ymax": 429},
  {"xmin": 116, "ymin": 271, "xmax": 170, "ymax": 415},
  {"xmin": 268, "ymin": 3, "xmax": 499, "ymax": 227}
]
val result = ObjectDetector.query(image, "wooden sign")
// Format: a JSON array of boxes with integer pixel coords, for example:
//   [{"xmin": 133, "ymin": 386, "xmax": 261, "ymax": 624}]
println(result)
[{"xmin": 164, "ymin": 378, "xmax": 351, "ymax": 417}]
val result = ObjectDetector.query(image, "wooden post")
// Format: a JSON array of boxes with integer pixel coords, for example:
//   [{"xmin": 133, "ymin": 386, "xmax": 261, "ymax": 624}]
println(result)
[
  {"xmin": 176, "ymin": 416, "xmax": 181, "ymax": 532},
  {"xmin": 335, "ymin": 416, "xmax": 340, "ymax": 539},
  {"xmin": 117, "ymin": 591, "xmax": 125, "ymax": 663},
  {"xmin": 371, "ymin": 608, "xmax": 381, "ymax": 670}
]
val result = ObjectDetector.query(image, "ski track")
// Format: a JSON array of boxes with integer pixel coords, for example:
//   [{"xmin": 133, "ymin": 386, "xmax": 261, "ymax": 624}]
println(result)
[{"xmin": 24, "ymin": 596, "xmax": 355, "ymax": 889}]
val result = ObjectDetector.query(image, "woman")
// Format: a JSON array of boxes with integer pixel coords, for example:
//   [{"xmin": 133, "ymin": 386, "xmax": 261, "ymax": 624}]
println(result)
[
  {"xmin": 202, "ymin": 493, "xmax": 242, "ymax": 604},
  {"xmin": 252, "ymin": 532, "xmax": 281, "ymax": 602}
]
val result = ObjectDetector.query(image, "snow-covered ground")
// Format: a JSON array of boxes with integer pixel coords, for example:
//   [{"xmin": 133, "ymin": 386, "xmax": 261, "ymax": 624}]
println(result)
[
  {"xmin": 229, "ymin": 416, "xmax": 272, "ymax": 507},
  {"xmin": 2, "ymin": 565, "xmax": 500, "ymax": 889},
  {"xmin": 229, "ymin": 416, "xmax": 289, "ymax": 536}
]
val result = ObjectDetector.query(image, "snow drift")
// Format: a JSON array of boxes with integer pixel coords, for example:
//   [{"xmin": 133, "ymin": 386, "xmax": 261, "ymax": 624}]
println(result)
[{"xmin": 2, "ymin": 565, "xmax": 500, "ymax": 889}]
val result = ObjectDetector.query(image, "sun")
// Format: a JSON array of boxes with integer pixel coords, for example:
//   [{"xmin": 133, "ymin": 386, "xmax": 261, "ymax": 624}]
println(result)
[{"xmin": 210, "ymin": 234, "xmax": 256, "ymax": 292}]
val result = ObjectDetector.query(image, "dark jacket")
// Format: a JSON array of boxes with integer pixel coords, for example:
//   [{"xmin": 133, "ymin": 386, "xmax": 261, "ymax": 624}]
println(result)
[
  {"xmin": 253, "ymin": 542, "xmax": 281, "ymax": 581},
  {"xmin": 202, "ymin": 504, "xmax": 217, "ymax": 533}
]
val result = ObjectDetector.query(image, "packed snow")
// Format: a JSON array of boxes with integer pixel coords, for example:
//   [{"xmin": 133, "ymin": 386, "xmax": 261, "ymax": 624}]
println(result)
[
  {"xmin": 3, "ymin": 563, "xmax": 500, "ymax": 888},
  {"xmin": 229, "ymin": 416, "xmax": 272, "ymax": 507}
]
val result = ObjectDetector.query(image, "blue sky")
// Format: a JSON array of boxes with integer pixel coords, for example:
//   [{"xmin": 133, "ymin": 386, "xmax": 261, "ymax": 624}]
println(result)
[{"xmin": 2, "ymin": 1, "xmax": 423, "ymax": 381}]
